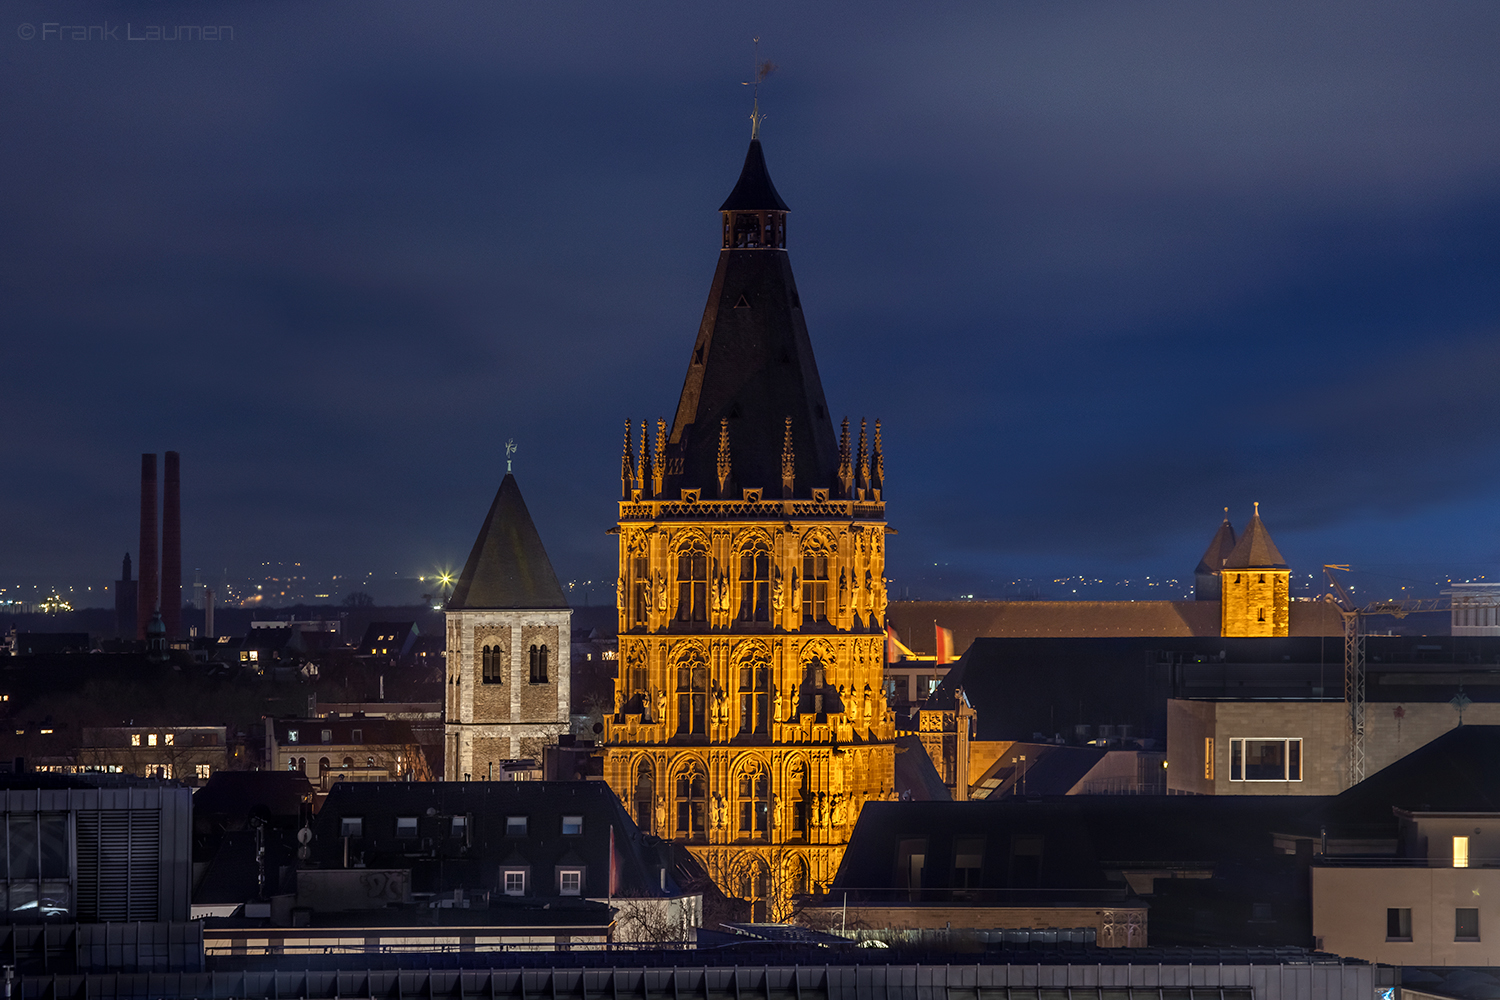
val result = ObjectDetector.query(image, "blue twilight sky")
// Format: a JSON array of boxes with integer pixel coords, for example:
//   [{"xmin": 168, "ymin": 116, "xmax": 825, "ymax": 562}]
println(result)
[{"xmin": 3, "ymin": 1, "xmax": 1499, "ymax": 603}]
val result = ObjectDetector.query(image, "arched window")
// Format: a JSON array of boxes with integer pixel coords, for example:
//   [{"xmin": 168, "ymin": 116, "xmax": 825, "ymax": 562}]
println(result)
[
  {"xmin": 297, "ymin": 757, "xmax": 306, "ymax": 774},
  {"xmin": 738, "ymin": 660, "xmax": 769, "ymax": 736},
  {"xmin": 675, "ymin": 766, "xmax": 707, "ymax": 840},
  {"xmin": 676, "ymin": 542, "xmax": 708, "ymax": 623},
  {"xmin": 676, "ymin": 656, "xmax": 708, "ymax": 736},
  {"xmin": 738, "ymin": 546, "xmax": 770, "ymax": 622},
  {"xmin": 738, "ymin": 769, "xmax": 769, "ymax": 839},
  {"xmin": 802, "ymin": 550, "xmax": 829, "ymax": 622},
  {"xmin": 366, "ymin": 756, "xmax": 375, "ymax": 767},
  {"xmin": 318, "ymin": 757, "xmax": 330, "ymax": 774},
  {"xmin": 482, "ymin": 645, "xmax": 504, "ymax": 684},
  {"xmin": 789, "ymin": 856, "xmax": 809, "ymax": 898},
  {"xmin": 529, "ymin": 644, "xmax": 548, "ymax": 683},
  {"xmin": 342, "ymin": 757, "xmax": 353, "ymax": 768},
  {"xmin": 634, "ymin": 761, "xmax": 655, "ymax": 834},
  {"xmin": 632, "ymin": 554, "xmax": 650, "ymax": 625}
]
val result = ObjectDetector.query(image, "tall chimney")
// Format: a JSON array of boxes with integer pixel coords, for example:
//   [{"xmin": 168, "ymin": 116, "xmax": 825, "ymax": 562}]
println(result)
[
  {"xmin": 162, "ymin": 451, "xmax": 182, "ymax": 641},
  {"xmin": 136, "ymin": 454, "xmax": 158, "ymax": 640}
]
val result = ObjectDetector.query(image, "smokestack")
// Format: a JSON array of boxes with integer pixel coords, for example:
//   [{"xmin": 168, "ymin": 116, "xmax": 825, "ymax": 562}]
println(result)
[
  {"xmin": 136, "ymin": 454, "xmax": 158, "ymax": 640},
  {"xmin": 162, "ymin": 451, "xmax": 182, "ymax": 641},
  {"xmin": 204, "ymin": 587, "xmax": 215, "ymax": 640}
]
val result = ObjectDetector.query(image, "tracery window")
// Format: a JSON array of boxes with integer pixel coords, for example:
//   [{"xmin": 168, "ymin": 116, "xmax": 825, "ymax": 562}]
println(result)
[
  {"xmin": 738, "ymin": 769, "xmax": 769, "ymax": 839},
  {"xmin": 738, "ymin": 660, "xmax": 769, "ymax": 736},
  {"xmin": 481, "ymin": 644, "xmax": 504, "ymax": 684},
  {"xmin": 676, "ymin": 655, "xmax": 708, "ymax": 736},
  {"xmin": 675, "ymin": 765, "xmax": 707, "ymax": 840},
  {"xmin": 529, "ymin": 644, "xmax": 548, "ymax": 683},
  {"xmin": 802, "ymin": 552, "xmax": 829, "ymax": 622},
  {"xmin": 676, "ymin": 542, "xmax": 708, "ymax": 623},
  {"xmin": 738, "ymin": 546, "xmax": 771, "ymax": 622},
  {"xmin": 790, "ymin": 763, "xmax": 810, "ymax": 838},
  {"xmin": 632, "ymin": 555, "xmax": 650, "ymax": 624}
]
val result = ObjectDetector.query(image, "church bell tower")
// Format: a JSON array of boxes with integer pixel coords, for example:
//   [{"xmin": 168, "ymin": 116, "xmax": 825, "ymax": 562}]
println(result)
[{"xmin": 602, "ymin": 137, "xmax": 897, "ymax": 920}]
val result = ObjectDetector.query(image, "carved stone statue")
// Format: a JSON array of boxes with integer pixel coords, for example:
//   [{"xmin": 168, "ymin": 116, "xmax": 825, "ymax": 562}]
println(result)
[
  {"xmin": 654, "ymin": 798, "xmax": 668, "ymax": 836},
  {"xmin": 847, "ymin": 687, "xmax": 859, "ymax": 723},
  {"xmin": 655, "ymin": 571, "xmax": 668, "ymax": 611},
  {"xmin": 773, "ymin": 684, "xmax": 784, "ymax": 723},
  {"xmin": 656, "ymin": 689, "xmax": 668, "ymax": 726},
  {"xmin": 772, "ymin": 565, "xmax": 784, "ymax": 610},
  {"xmin": 616, "ymin": 576, "xmax": 625, "ymax": 612},
  {"xmin": 838, "ymin": 567, "xmax": 848, "ymax": 610},
  {"xmin": 790, "ymin": 568, "xmax": 801, "ymax": 613},
  {"xmin": 863, "ymin": 686, "xmax": 873, "ymax": 725},
  {"xmin": 712, "ymin": 793, "xmax": 726, "ymax": 832}
]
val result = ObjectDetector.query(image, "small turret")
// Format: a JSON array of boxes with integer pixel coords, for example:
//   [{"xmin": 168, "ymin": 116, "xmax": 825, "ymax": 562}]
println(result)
[
  {"xmin": 1220, "ymin": 502, "xmax": 1291, "ymax": 637},
  {"xmin": 1194, "ymin": 509, "xmax": 1237, "ymax": 602}
]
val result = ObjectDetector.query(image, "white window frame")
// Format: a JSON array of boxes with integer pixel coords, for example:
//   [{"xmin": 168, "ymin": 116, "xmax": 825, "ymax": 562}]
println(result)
[
  {"xmin": 1228, "ymin": 737, "xmax": 1303, "ymax": 782},
  {"xmin": 395, "ymin": 816, "xmax": 418, "ymax": 839},
  {"xmin": 562, "ymin": 815, "xmax": 583, "ymax": 835},
  {"xmin": 506, "ymin": 816, "xmax": 528, "ymax": 837},
  {"xmin": 451, "ymin": 815, "xmax": 468, "ymax": 837},
  {"xmin": 503, "ymin": 868, "xmax": 527, "ymax": 896},
  {"xmin": 558, "ymin": 868, "xmax": 583, "ymax": 895}
]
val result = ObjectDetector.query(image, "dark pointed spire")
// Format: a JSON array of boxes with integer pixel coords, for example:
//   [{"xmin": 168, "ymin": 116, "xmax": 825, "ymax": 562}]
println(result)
[
  {"xmin": 635, "ymin": 419, "xmax": 648, "ymax": 496},
  {"xmin": 719, "ymin": 140, "xmax": 789, "ymax": 213},
  {"xmin": 1223, "ymin": 502, "xmax": 1288, "ymax": 570},
  {"xmin": 1195, "ymin": 510, "xmax": 1237, "ymax": 576},
  {"xmin": 652, "ymin": 418, "xmax": 666, "ymax": 498},
  {"xmin": 620, "ymin": 419, "xmax": 634, "ymax": 500},
  {"xmin": 838, "ymin": 418, "xmax": 853, "ymax": 498},
  {"xmin": 872, "ymin": 419, "xmax": 884, "ymax": 496},
  {"xmin": 665, "ymin": 139, "xmax": 837, "ymax": 497},
  {"xmin": 855, "ymin": 418, "xmax": 869, "ymax": 499},
  {"xmin": 448, "ymin": 474, "xmax": 568, "ymax": 610}
]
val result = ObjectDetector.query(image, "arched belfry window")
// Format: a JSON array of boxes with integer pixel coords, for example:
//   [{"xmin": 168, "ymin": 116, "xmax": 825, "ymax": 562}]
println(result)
[
  {"xmin": 481, "ymin": 645, "xmax": 504, "ymax": 684},
  {"xmin": 529, "ymin": 644, "xmax": 548, "ymax": 684},
  {"xmin": 675, "ymin": 765, "xmax": 707, "ymax": 840},
  {"xmin": 738, "ymin": 545, "xmax": 771, "ymax": 622},
  {"xmin": 676, "ymin": 541, "xmax": 708, "ymax": 623}
]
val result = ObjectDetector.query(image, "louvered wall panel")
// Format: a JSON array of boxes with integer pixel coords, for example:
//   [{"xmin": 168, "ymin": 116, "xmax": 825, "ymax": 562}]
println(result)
[{"xmin": 75, "ymin": 810, "xmax": 160, "ymax": 922}]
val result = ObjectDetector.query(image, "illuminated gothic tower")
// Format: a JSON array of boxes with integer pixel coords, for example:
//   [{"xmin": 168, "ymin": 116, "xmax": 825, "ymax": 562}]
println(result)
[{"xmin": 602, "ymin": 138, "xmax": 896, "ymax": 920}]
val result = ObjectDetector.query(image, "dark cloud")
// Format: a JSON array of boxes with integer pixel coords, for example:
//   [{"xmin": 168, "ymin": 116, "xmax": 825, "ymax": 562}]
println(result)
[{"xmin": 2, "ymin": 1, "xmax": 1498, "ymax": 600}]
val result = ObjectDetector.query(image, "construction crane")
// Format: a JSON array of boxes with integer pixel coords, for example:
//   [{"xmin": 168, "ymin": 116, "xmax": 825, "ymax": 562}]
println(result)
[{"xmin": 1323, "ymin": 565, "xmax": 1475, "ymax": 786}]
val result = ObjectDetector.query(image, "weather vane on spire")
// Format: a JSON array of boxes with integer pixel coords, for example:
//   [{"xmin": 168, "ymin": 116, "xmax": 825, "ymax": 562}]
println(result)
[
  {"xmin": 505, "ymin": 438, "xmax": 517, "ymax": 473},
  {"xmin": 742, "ymin": 36, "xmax": 777, "ymax": 140}
]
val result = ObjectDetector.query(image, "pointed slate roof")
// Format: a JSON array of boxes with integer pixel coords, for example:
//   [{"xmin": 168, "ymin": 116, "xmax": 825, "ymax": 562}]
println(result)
[
  {"xmin": 665, "ymin": 140, "xmax": 838, "ymax": 496},
  {"xmin": 1222, "ymin": 504, "xmax": 1288, "ymax": 570},
  {"xmin": 718, "ymin": 139, "xmax": 789, "ymax": 212},
  {"xmin": 1194, "ymin": 514, "xmax": 1237, "ymax": 575},
  {"xmin": 446, "ymin": 474, "xmax": 568, "ymax": 611}
]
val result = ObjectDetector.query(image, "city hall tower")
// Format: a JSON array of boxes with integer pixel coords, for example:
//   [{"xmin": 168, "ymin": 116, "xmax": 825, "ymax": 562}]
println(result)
[{"xmin": 602, "ymin": 138, "xmax": 896, "ymax": 920}]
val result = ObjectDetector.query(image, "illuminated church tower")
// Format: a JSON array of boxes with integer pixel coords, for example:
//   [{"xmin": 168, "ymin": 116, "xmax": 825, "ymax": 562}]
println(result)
[
  {"xmin": 1220, "ymin": 502, "xmax": 1290, "ymax": 637},
  {"xmin": 602, "ymin": 136, "xmax": 897, "ymax": 920}
]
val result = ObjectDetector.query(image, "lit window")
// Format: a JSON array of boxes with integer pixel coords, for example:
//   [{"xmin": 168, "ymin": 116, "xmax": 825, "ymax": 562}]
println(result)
[
  {"xmin": 506, "ymin": 816, "xmax": 528, "ymax": 837},
  {"xmin": 1455, "ymin": 836, "xmax": 1470, "ymax": 868},
  {"xmin": 163, "ymin": 733, "xmax": 174, "ymax": 746},
  {"xmin": 1228, "ymin": 738, "xmax": 1302, "ymax": 781},
  {"xmin": 321, "ymin": 730, "xmax": 332, "ymax": 744},
  {"xmin": 562, "ymin": 815, "xmax": 583, "ymax": 835},
  {"xmin": 130, "ymin": 734, "xmax": 141, "ymax": 747},
  {"xmin": 559, "ymin": 869, "xmax": 582, "ymax": 895},
  {"xmin": 396, "ymin": 816, "xmax": 418, "ymax": 838},
  {"xmin": 287, "ymin": 730, "xmax": 299, "ymax": 743},
  {"xmin": 503, "ymin": 869, "xmax": 526, "ymax": 895},
  {"xmin": 340, "ymin": 817, "xmax": 363, "ymax": 837},
  {"xmin": 147, "ymin": 734, "xmax": 158, "ymax": 747},
  {"xmin": 1204, "ymin": 738, "xmax": 1215, "ymax": 781},
  {"xmin": 195, "ymin": 764, "xmax": 211, "ymax": 779}
]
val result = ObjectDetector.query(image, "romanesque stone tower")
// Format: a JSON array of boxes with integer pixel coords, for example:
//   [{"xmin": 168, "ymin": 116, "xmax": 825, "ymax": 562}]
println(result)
[
  {"xmin": 602, "ymin": 137, "xmax": 897, "ymax": 921},
  {"xmin": 445, "ymin": 474, "xmax": 571, "ymax": 779},
  {"xmin": 1220, "ymin": 503, "xmax": 1290, "ymax": 637}
]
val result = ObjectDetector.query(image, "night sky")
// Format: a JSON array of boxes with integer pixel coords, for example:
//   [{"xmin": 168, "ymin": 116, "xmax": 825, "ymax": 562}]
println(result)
[{"xmin": 4, "ymin": 2, "xmax": 1499, "ymax": 604}]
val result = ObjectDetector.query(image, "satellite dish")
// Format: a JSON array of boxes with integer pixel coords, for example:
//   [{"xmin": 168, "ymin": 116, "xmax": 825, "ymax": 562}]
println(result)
[{"xmin": 296, "ymin": 827, "xmax": 312, "ymax": 845}]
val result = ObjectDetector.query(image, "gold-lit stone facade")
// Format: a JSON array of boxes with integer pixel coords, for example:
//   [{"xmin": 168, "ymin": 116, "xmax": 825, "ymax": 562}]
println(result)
[
  {"xmin": 603, "ymin": 493, "xmax": 896, "ymax": 920},
  {"xmin": 1220, "ymin": 569, "xmax": 1290, "ymax": 637}
]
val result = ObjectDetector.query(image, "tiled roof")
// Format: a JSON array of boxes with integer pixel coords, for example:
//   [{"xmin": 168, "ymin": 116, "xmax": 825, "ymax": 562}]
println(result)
[
  {"xmin": 1222, "ymin": 508, "xmax": 1288, "ymax": 569},
  {"xmin": 447, "ymin": 474, "xmax": 567, "ymax": 611}
]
